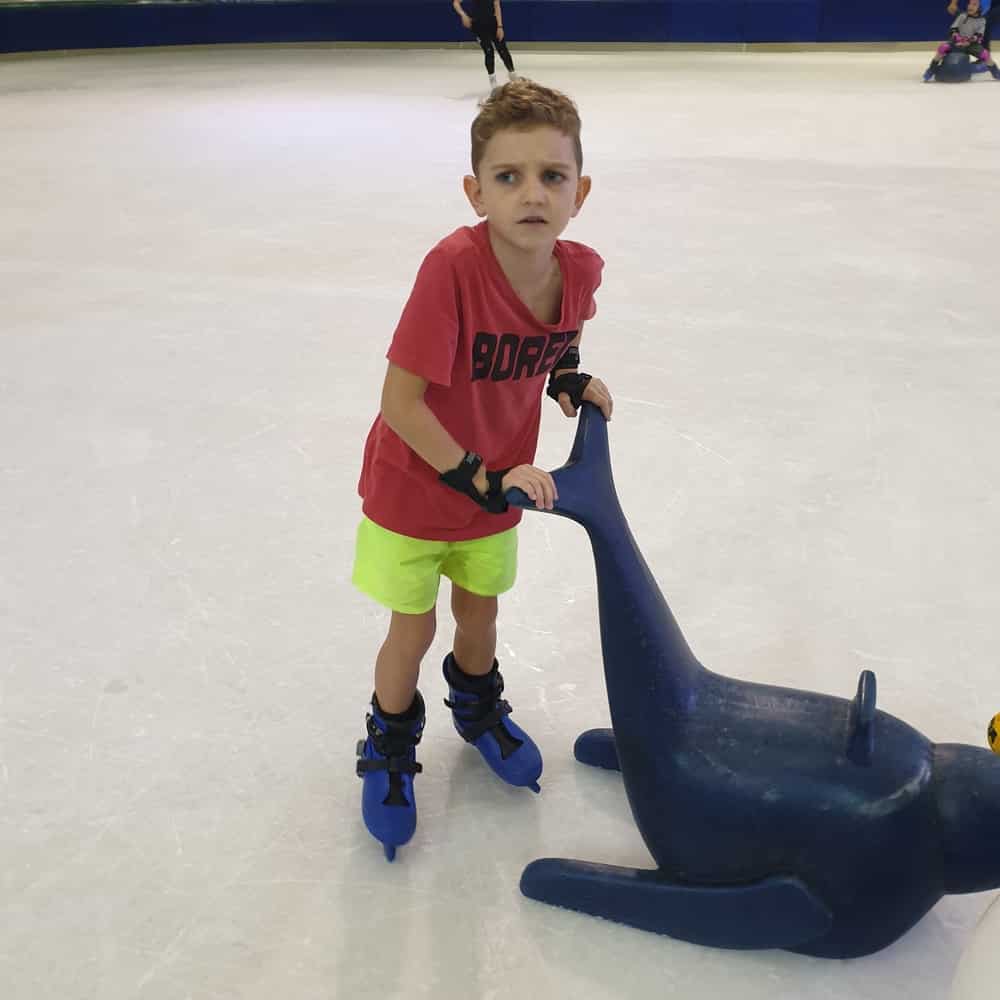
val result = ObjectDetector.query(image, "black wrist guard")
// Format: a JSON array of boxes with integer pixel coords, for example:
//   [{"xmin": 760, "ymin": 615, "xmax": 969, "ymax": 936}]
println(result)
[
  {"xmin": 553, "ymin": 345, "xmax": 580, "ymax": 371},
  {"xmin": 547, "ymin": 370, "xmax": 592, "ymax": 410},
  {"xmin": 440, "ymin": 451, "xmax": 482, "ymax": 496},
  {"xmin": 439, "ymin": 453, "xmax": 510, "ymax": 514},
  {"xmin": 482, "ymin": 468, "xmax": 511, "ymax": 514}
]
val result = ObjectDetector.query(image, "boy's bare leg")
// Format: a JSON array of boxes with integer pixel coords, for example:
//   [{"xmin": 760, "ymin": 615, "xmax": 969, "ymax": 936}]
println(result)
[
  {"xmin": 374, "ymin": 609, "xmax": 436, "ymax": 714},
  {"xmin": 451, "ymin": 584, "xmax": 498, "ymax": 675}
]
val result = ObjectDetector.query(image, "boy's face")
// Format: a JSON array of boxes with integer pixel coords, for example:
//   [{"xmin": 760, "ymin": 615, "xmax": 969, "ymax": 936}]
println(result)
[
  {"xmin": 463, "ymin": 126, "xmax": 591, "ymax": 253},
  {"xmin": 968, "ymin": 0, "xmax": 980, "ymax": 13}
]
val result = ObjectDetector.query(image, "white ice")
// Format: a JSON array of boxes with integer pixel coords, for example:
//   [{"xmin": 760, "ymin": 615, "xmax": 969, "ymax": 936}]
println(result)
[{"xmin": 2, "ymin": 44, "xmax": 999, "ymax": 1000}]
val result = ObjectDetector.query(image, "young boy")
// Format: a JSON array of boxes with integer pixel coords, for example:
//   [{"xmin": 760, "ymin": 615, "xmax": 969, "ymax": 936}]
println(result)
[
  {"xmin": 453, "ymin": 0, "xmax": 519, "ymax": 93},
  {"xmin": 353, "ymin": 80, "xmax": 613, "ymax": 861},
  {"xmin": 924, "ymin": 0, "xmax": 1000, "ymax": 80}
]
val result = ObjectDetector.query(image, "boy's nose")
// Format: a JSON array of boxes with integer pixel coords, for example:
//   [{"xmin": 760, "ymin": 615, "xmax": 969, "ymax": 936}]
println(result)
[{"xmin": 521, "ymin": 181, "xmax": 546, "ymax": 203}]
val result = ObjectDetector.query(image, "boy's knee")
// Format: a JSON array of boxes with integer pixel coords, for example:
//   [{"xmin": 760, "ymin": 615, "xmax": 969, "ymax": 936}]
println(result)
[
  {"xmin": 390, "ymin": 610, "xmax": 437, "ymax": 656},
  {"xmin": 452, "ymin": 588, "xmax": 498, "ymax": 632}
]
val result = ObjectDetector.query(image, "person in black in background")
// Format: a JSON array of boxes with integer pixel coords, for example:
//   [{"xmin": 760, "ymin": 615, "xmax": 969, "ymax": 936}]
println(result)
[
  {"xmin": 979, "ymin": 0, "xmax": 996, "ymax": 48},
  {"xmin": 453, "ymin": 0, "xmax": 519, "ymax": 93}
]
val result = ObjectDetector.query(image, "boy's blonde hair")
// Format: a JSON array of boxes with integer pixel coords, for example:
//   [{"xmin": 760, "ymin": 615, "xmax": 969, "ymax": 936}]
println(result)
[{"xmin": 470, "ymin": 79, "xmax": 584, "ymax": 177}]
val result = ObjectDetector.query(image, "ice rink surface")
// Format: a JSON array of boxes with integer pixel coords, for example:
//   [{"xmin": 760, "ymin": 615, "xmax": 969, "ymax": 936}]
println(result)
[{"xmin": 2, "ymin": 44, "xmax": 999, "ymax": 1000}]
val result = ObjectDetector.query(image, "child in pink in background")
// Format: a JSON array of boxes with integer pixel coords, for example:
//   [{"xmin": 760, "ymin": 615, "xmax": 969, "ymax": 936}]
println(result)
[{"xmin": 924, "ymin": 0, "xmax": 1000, "ymax": 80}]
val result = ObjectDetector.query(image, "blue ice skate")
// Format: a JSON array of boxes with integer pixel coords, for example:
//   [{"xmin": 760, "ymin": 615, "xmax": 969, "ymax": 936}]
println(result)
[
  {"xmin": 443, "ymin": 654, "xmax": 542, "ymax": 793},
  {"xmin": 356, "ymin": 691, "xmax": 425, "ymax": 861}
]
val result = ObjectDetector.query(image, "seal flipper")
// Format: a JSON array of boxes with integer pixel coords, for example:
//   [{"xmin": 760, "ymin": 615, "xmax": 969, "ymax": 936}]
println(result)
[
  {"xmin": 520, "ymin": 859, "xmax": 832, "ymax": 950},
  {"xmin": 846, "ymin": 670, "xmax": 877, "ymax": 766},
  {"xmin": 574, "ymin": 728, "xmax": 620, "ymax": 771}
]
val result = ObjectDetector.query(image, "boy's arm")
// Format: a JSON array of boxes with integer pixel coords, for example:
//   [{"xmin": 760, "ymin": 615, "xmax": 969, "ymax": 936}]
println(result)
[
  {"xmin": 547, "ymin": 322, "xmax": 614, "ymax": 421},
  {"xmin": 550, "ymin": 322, "xmax": 585, "ymax": 382},
  {"xmin": 493, "ymin": 0, "xmax": 503, "ymax": 26},
  {"xmin": 381, "ymin": 362, "xmax": 488, "ymax": 492},
  {"xmin": 453, "ymin": 0, "xmax": 470, "ymax": 21}
]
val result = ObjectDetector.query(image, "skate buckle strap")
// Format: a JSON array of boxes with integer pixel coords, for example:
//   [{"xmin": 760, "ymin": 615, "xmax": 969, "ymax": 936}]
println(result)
[
  {"xmin": 444, "ymin": 694, "xmax": 514, "ymax": 743},
  {"xmin": 355, "ymin": 713, "xmax": 424, "ymax": 778},
  {"xmin": 356, "ymin": 754, "xmax": 423, "ymax": 778}
]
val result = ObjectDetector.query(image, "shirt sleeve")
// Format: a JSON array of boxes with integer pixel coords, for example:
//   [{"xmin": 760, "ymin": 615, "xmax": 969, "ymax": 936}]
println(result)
[
  {"xmin": 581, "ymin": 249, "xmax": 605, "ymax": 322},
  {"xmin": 386, "ymin": 248, "xmax": 461, "ymax": 387}
]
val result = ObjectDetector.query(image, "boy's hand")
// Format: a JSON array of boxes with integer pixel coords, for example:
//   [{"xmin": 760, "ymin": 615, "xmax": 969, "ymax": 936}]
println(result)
[
  {"xmin": 461, "ymin": 13, "xmax": 472, "ymax": 28},
  {"xmin": 948, "ymin": 1, "xmax": 959, "ymax": 14},
  {"xmin": 501, "ymin": 465, "xmax": 558, "ymax": 510},
  {"xmin": 555, "ymin": 375, "xmax": 614, "ymax": 422},
  {"xmin": 497, "ymin": 25, "xmax": 505, "ymax": 40}
]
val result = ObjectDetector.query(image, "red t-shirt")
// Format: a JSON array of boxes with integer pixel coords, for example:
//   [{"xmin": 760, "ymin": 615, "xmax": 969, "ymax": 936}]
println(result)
[{"xmin": 358, "ymin": 221, "xmax": 604, "ymax": 541}]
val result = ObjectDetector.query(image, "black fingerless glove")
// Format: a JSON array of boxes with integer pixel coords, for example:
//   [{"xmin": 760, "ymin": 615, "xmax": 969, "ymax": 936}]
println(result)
[
  {"xmin": 439, "ymin": 452, "xmax": 511, "ymax": 514},
  {"xmin": 547, "ymin": 371, "xmax": 593, "ymax": 410}
]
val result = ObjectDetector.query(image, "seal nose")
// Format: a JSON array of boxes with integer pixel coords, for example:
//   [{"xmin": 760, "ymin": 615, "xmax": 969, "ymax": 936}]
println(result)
[
  {"xmin": 505, "ymin": 402, "xmax": 621, "ymax": 527},
  {"xmin": 935, "ymin": 743, "xmax": 1000, "ymax": 894}
]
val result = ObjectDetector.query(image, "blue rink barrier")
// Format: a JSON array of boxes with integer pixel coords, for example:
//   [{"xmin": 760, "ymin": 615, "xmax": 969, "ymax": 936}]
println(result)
[{"xmin": 0, "ymin": 0, "xmax": 959, "ymax": 56}]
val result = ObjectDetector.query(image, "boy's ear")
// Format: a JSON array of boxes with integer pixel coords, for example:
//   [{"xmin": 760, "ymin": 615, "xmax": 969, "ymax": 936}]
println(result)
[
  {"xmin": 571, "ymin": 175, "xmax": 593, "ymax": 218},
  {"xmin": 463, "ymin": 174, "xmax": 488, "ymax": 218}
]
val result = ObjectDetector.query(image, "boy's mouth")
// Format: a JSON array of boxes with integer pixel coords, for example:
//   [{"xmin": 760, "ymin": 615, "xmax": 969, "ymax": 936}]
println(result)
[{"xmin": 518, "ymin": 216, "xmax": 548, "ymax": 225}]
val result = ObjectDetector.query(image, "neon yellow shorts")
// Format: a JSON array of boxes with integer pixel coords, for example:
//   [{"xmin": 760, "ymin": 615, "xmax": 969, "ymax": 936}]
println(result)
[{"xmin": 351, "ymin": 517, "xmax": 518, "ymax": 615}]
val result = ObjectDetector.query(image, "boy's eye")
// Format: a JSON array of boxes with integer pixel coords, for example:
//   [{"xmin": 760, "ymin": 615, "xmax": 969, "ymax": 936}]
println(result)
[{"xmin": 494, "ymin": 170, "xmax": 568, "ymax": 184}]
